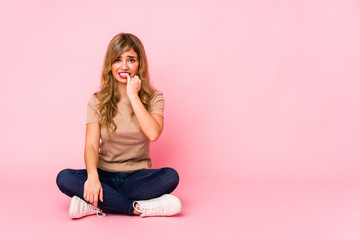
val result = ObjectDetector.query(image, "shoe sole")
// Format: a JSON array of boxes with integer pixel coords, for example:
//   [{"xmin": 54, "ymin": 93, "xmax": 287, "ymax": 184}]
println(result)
[{"xmin": 139, "ymin": 194, "xmax": 182, "ymax": 217}]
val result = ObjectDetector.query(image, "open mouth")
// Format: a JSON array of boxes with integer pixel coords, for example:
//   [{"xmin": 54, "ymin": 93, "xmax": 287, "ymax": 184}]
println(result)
[{"xmin": 119, "ymin": 72, "xmax": 130, "ymax": 79}]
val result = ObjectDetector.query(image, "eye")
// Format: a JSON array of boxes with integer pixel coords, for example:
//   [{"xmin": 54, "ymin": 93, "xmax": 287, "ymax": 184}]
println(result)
[
  {"xmin": 114, "ymin": 58, "xmax": 120, "ymax": 62},
  {"xmin": 129, "ymin": 59, "xmax": 136, "ymax": 63}
]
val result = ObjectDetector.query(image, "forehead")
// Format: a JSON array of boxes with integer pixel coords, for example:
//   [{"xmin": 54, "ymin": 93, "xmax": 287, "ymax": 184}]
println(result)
[{"xmin": 118, "ymin": 48, "xmax": 138, "ymax": 57}]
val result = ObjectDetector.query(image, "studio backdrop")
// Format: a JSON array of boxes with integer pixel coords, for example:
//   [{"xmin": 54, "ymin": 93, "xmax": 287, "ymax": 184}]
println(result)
[{"xmin": 0, "ymin": 0, "xmax": 359, "ymax": 185}]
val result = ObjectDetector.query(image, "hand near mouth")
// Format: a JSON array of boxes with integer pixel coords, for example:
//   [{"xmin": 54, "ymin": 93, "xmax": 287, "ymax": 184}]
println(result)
[{"xmin": 126, "ymin": 75, "xmax": 142, "ymax": 99}]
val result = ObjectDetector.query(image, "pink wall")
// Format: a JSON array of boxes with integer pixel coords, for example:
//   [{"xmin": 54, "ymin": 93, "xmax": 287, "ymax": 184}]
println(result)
[{"xmin": 0, "ymin": 0, "xmax": 359, "ymax": 183}]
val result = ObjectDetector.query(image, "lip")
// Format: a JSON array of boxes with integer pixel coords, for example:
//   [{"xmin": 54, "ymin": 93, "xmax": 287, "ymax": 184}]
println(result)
[{"xmin": 118, "ymin": 72, "xmax": 130, "ymax": 79}]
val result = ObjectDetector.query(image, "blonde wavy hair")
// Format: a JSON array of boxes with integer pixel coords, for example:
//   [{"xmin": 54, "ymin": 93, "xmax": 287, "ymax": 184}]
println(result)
[{"xmin": 94, "ymin": 33, "xmax": 155, "ymax": 133}]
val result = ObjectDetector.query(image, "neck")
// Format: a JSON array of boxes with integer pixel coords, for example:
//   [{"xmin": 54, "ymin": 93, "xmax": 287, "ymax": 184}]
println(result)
[{"xmin": 118, "ymin": 82, "xmax": 128, "ymax": 98}]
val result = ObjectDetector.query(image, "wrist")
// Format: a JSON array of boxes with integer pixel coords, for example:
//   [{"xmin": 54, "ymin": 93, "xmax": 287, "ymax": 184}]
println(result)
[
  {"xmin": 128, "ymin": 94, "xmax": 140, "ymax": 101},
  {"xmin": 87, "ymin": 172, "xmax": 99, "ymax": 180}
]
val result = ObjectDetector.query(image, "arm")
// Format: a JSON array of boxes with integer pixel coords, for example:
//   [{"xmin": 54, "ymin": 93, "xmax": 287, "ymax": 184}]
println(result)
[
  {"xmin": 127, "ymin": 75, "xmax": 164, "ymax": 142},
  {"xmin": 83, "ymin": 123, "xmax": 103, "ymax": 208}
]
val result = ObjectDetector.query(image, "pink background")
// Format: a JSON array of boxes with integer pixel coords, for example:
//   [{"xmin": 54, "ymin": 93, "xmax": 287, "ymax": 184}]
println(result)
[{"xmin": 1, "ymin": 0, "xmax": 360, "ymax": 239}]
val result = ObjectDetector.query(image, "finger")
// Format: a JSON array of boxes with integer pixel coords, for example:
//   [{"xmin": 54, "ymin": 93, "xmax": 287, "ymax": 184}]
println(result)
[
  {"xmin": 100, "ymin": 188, "xmax": 104, "ymax": 202},
  {"xmin": 127, "ymin": 74, "xmax": 131, "ymax": 82},
  {"xmin": 93, "ymin": 194, "xmax": 98, "ymax": 208},
  {"xmin": 90, "ymin": 195, "xmax": 95, "ymax": 205},
  {"xmin": 133, "ymin": 76, "xmax": 140, "ymax": 84},
  {"xmin": 83, "ymin": 192, "xmax": 88, "ymax": 202}
]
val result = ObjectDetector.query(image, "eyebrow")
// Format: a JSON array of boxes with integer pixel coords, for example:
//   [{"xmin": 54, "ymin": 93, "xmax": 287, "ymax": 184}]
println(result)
[{"xmin": 117, "ymin": 55, "xmax": 137, "ymax": 58}]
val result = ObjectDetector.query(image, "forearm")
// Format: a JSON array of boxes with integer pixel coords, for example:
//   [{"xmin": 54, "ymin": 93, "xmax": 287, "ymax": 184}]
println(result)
[
  {"xmin": 83, "ymin": 145, "xmax": 103, "ymax": 207},
  {"xmin": 84, "ymin": 146, "xmax": 99, "ymax": 179},
  {"xmin": 129, "ymin": 95, "xmax": 162, "ymax": 141}
]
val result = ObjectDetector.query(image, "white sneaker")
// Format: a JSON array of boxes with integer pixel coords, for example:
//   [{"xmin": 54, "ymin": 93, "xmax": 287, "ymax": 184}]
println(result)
[
  {"xmin": 69, "ymin": 196, "xmax": 106, "ymax": 219},
  {"xmin": 133, "ymin": 194, "xmax": 182, "ymax": 217}
]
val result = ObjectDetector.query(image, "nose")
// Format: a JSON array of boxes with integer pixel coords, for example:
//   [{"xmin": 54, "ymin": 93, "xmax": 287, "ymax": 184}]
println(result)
[{"xmin": 120, "ymin": 60, "xmax": 129, "ymax": 70}]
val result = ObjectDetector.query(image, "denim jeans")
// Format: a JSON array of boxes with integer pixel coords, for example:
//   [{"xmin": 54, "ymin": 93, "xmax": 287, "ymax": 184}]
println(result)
[{"xmin": 56, "ymin": 167, "xmax": 179, "ymax": 215}]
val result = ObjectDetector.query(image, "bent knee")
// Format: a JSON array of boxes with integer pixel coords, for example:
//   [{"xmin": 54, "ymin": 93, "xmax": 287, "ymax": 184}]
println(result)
[
  {"xmin": 161, "ymin": 167, "xmax": 180, "ymax": 190},
  {"xmin": 56, "ymin": 169, "xmax": 73, "ymax": 190}
]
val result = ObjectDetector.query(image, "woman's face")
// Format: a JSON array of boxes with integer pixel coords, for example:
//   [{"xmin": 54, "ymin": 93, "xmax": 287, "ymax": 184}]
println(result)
[{"xmin": 111, "ymin": 48, "xmax": 139, "ymax": 84}]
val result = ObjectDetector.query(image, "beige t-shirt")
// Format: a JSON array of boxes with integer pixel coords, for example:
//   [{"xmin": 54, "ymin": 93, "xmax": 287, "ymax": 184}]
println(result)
[{"xmin": 86, "ymin": 90, "xmax": 164, "ymax": 172}]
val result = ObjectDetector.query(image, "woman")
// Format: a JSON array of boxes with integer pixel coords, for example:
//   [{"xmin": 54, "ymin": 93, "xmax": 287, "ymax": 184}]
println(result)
[{"xmin": 56, "ymin": 33, "xmax": 181, "ymax": 219}]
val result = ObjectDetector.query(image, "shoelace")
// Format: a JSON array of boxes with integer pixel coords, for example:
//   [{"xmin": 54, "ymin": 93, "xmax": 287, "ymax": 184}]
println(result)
[
  {"xmin": 83, "ymin": 202, "xmax": 107, "ymax": 217},
  {"xmin": 133, "ymin": 201, "xmax": 165, "ymax": 216},
  {"xmin": 96, "ymin": 209, "xmax": 106, "ymax": 217}
]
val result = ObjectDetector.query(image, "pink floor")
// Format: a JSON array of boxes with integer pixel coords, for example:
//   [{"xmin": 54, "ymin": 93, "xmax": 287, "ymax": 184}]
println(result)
[{"xmin": 1, "ymin": 173, "xmax": 360, "ymax": 240}]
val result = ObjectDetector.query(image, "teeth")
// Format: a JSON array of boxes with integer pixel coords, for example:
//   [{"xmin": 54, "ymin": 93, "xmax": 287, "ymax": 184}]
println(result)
[{"xmin": 119, "ymin": 73, "xmax": 130, "ymax": 76}]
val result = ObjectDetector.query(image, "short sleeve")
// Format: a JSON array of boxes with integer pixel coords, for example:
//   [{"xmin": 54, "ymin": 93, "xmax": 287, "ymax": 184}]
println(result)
[
  {"xmin": 86, "ymin": 95, "xmax": 100, "ymax": 124},
  {"xmin": 149, "ymin": 90, "xmax": 164, "ymax": 116}
]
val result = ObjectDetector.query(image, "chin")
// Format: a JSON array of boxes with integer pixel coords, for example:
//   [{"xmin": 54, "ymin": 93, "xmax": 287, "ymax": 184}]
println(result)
[{"xmin": 116, "ymin": 78, "xmax": 128, "ymax": 84}]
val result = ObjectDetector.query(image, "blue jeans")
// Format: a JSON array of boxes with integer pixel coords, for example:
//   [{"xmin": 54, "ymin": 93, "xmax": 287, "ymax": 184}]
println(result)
[{"xmin": 56, "ymin": 167, "xmax": 179, "ymax": 215}]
